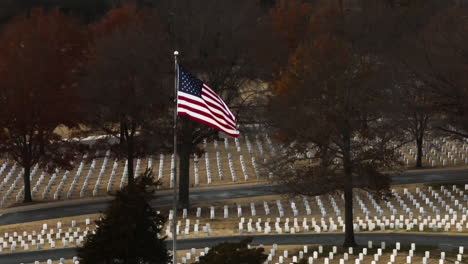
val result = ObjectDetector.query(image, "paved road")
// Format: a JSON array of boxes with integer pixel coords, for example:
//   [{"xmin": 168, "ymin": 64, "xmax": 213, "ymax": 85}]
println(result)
[
  {"xmin": 392, "ymin": 168, "xmax": 468, "ymax": 185},
  {"xmin": 0, "ymin": 168, "xmax": 467, "ymax": 226},
  {"xmin": 0, "ymin": 184, "xmax": 279, "ymax": 226},
  {"xmin": 2, "ymin": 233, "xmax": 467, "ymax": 264}
]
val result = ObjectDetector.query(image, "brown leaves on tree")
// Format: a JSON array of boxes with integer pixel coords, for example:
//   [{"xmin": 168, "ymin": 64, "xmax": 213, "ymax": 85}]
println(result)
[
  {"xmin": 256, "ymin": 0, "xmax": 313, "ymax": 79},
  {"xmin": 266, "ymin": 0, "xmax": 313, "ymax": 50},
  {"xmin": 81, "ymin": 4, "xmax": 171, "ymax": 185},
  {"xmin": 0, "ymin": 8, "xmax": 89, "ymax": 202},
  {"xmin": 89, "ymin": 3, "xmax": 144, "ymax": 38}
]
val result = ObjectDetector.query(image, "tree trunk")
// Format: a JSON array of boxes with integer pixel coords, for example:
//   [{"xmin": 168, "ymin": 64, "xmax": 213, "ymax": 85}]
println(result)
[
  {"xmin": 343, "ymin": 130, "xmax": 357, "ymax": 247},
  {"xmin": 343, "ymin": 180, "xmax": 356, "ymax": 247},
  {"xmin": 127, "ymin": 154, "xmax": 134, "ymax": 185},
  {"xmin": 416, "ymin": 137, "xmax": 423, "ymax": 168},
  {"xmin": 178, "ymin": 142, "xmax": 191, "ymax": 209},
  {"xmin": 38, "ymin": 130, "xmax": 45, "ymax": 156},
  {"xmin": 127, "ymin": 137, "xmax": 135, "ymax": 185},
  {"xmin": 23, "ymin": 163, "xmax": 32, "ymax": 203},
  {"xmin": 120, "ymin": 125, "xmax": 125, "ymax": 148}
]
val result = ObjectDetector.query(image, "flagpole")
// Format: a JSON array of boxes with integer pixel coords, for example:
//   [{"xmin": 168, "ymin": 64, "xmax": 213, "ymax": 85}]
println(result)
[{"xmin": 172, "ymin": 50, "xmax": 179, "ymax": 264}]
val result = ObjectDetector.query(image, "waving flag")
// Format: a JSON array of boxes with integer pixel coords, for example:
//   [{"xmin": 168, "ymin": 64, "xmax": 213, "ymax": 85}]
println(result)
[{"xmin": 177, "ymin": 65, "xmax": 240, "ymax": 137}]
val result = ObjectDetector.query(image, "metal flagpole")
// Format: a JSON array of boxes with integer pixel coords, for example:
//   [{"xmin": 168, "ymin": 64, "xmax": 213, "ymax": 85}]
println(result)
[{"xmin": 172, "ymin": 50, "xmax": 179, "ymax": 264}]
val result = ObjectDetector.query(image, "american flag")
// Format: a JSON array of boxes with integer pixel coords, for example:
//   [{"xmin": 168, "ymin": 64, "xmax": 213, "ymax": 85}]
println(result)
[{"xmin": 177, "ymin": 65, "xmax": 240, "ymax": 137}]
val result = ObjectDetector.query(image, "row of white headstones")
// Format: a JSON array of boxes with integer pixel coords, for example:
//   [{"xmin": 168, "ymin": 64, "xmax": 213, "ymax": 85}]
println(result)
[
  {"xmin": 0, "ymin": 134, "xmax": 273, "ymax": 207},
  {"xmin": 400, "ymin": 137, "xmax": 468, "ymax": 166},
  {"xmin": 3, "ymin": 182, "xmax": 466, "ymax": 250},
  {"xmin": 3, "ymin": 207, "xmax": 463, "ymax": 255},
  {"xmin": 23, "ymin": 242, "xmax": 467, "ymax": 264},
  {"xmin": 2, "ymin": 183, "xmax": 467, "ymax": 254},
  {"xmin": 166, "ymin": 184, "xmax": 467, "ymax": 220},
  {"xmin": 1, "ymin": 135, "xmax": 466, "ymax": 207},
  {"xmin": 161, "ymin": 185, "xmax": 468, "ymax": 238},
  {"xmin": 0, "ymin": 219, "xmax": 93, "ymax": 254},
  {"xmin": 2, "ymin": 183, "xmax": 465, "ymax": 255},
  {"xmin": 163, "ymin": 212, "xmax": 468, "ymax": 239},
  {"xmin": 173, "ymin": 242, "xmax": 466, "ymax": 264},
  {"xmin": 3, "ymin": 209, "xmax": 466, "ymax": 255},
  {"xmin": 27, "ymin": 257, "xmax": 79, "ymax": 264},
  {"xmin": 260, "ymin": 242, "xmax": 465, "ymax": 264}
]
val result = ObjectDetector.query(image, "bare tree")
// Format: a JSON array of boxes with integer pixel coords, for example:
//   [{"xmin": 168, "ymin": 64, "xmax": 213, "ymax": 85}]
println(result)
[
  {"xmin": 390, "ymin": 76, "xmax": 434, "ymax": 168},
  {"xmin": 397, "ymin": 3, "xmax": 468, "ymax": 138}
]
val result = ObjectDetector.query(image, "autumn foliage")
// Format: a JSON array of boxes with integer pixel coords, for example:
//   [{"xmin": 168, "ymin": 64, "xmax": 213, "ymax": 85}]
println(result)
[
  {"xmin": 80, "ymin": 3, "xmax": 171, "ymax": 186},
  {"xmin": 256, "ymin": 0, "xmax": 313, "ymax": 79},
  {"xmin": 266, "ymin": 0, "xmax": 313, "ymax": 50},
  {"xmin": 89, "ymin": 3, "xmax": 144, "ymax": 38},
  {"xmin": 0, "ymin": 8, "xmax": 88, "ymax": 202}
]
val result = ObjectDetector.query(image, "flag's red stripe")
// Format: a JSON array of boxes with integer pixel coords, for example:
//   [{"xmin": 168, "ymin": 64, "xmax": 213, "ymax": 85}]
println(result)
[
  {"xmin": 178, "ymin": 91, "xmax": 234, "ymax": 125},
  {"xmin": 177, "ymin": 96, "xmax": 236, "ymax": 130},
  {"xmin": 203, "ymin": 85, "xmax": 233, "ymax": 112},
  {"xmin": 202, "ymin": 86, "xmax": 235, "ymax": 120},
  {"xmin": 178, "ymin": 111, "xmax": 239, "ymax": 137},
  {"xmin": 201, "ymin": 91, "xmax": 235, "ymax": 125},
  {"xmin": 177, "ymin": 101, "xmax": 237, "ymax": 131},
  {"xmin": 178, "ymin": 107, "xmax": 236, "ymax": 135},
  {"xmin": 177, "ymin": 103, "xmax": 237, "ymax": 132},
  {"xmin": 178, "ymin": 95, "xmax": 237, "ymax": 130},
  {"xmin": 202, "ymin": 86, "xmax": 226, "ymax": 108},
  {"xmin": 201, "ymin": 97, "xmax": 237, "ymax": 128}
]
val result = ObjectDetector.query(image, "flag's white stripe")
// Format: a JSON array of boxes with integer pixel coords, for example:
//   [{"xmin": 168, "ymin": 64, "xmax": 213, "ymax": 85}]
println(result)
[
  {"xmin": 203, "ymin": 85, "xmax": 236, "ymax": 120},
  {"xmin": 177, "ymin": 100, "xmax": 236, "ymax": 131},
  {"xmin": 178, "ymin": 92, "xmax": 235, "ymax": 126},
  {"xmin": 202, "ymin": 85, "xmax": 226, "ymax": 108},
  {"xmin": 178, "ymin": 100, "xmax": 236, "ymax": 132},
  {"xmin": 199, "ymin": 93, "xmax": 237, "ymax": 128},
  {"xmin": 201, "ymin": 88, "xmax": 235, "ymax": 123},
  {"xmin": 178, "ymin": 92, "xmax": 237, "ymax": 128},
  {"xmin": 177, "ymin": 108, "xmax": 239, "ymax": 135}
]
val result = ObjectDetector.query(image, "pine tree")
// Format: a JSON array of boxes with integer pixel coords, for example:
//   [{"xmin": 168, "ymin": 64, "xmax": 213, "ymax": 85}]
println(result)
[{"xmin": 78, "ymin": 169, "xmax": 169, "ymax": 264}]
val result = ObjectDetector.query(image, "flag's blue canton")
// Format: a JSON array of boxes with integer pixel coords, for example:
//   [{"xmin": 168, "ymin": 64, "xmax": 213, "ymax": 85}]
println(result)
[{"xmin": 179, "ymin": 66, "xmax": 203, "ymax": 97}]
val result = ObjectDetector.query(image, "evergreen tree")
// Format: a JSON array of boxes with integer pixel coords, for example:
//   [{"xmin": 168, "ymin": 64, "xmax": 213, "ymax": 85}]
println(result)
[{"xmin": 78, "ymin": 169, "xmax": 170, "ymax": 264}]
